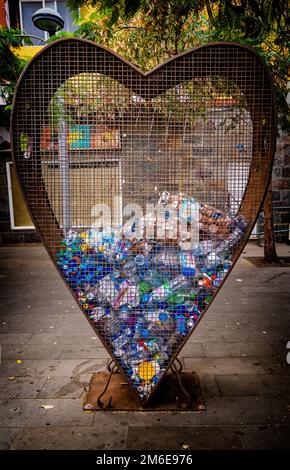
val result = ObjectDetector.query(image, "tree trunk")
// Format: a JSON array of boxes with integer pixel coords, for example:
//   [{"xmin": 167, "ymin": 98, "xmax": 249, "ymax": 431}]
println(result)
[{"xmin": 263, "ymin": 180, "xmax": 278, "ymax": 262}]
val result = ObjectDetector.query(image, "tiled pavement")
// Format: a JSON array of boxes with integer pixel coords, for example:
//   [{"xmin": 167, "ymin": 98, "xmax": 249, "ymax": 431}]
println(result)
[{"xmin": 0, "ymin": 243, "xmax": 290, "ymax": 450}]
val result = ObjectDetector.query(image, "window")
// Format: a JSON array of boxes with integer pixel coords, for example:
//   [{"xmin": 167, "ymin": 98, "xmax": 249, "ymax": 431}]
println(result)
[{"xmin": 19, "ymin": 1, "xmax": 78, "ymax": 45}]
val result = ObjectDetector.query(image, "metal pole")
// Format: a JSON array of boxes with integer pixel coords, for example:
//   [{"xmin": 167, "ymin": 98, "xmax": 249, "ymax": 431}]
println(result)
[{"xmin": 58, "ymin": 96, "xmax": 71, "ymax": 234}]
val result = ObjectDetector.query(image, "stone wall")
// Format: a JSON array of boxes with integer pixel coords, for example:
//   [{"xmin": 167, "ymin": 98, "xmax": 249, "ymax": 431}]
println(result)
[{"xmin": 272, "ymin": 131, "xmax": 290, "ymax": 243}]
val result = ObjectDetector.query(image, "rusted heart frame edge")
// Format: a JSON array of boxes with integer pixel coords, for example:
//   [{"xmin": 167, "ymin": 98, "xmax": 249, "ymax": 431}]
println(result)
[{"xmin": 11, "ymin": 38, "xmax": 277, "ymax": 407}]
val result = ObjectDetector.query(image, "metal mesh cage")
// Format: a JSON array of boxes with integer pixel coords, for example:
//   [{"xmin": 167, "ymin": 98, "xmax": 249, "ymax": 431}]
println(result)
[{"xmin": 11, "ymin": 38, "xmax": 276, "ymax": 405}]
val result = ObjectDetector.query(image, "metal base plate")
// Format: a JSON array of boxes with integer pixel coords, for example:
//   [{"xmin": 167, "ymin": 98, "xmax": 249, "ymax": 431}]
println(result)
[{"xmin": 83, "ymin": 370, "xmax": 206, "ymax": 411}]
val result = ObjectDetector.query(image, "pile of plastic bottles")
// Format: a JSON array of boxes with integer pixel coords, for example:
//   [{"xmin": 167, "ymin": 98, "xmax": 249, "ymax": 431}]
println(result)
[{"xmin": 56, "ymin": 193, "xmax": 248, "ymax": 399}]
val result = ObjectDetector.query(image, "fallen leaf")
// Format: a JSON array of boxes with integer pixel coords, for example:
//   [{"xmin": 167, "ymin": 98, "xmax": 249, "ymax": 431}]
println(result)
[
  {"xmin": 181, "ymin": 443, "xmax": 190, "ymax": 449},
  {"xmin": 16, "ymin": 360, "xmax": 22, "ymax": 365}
]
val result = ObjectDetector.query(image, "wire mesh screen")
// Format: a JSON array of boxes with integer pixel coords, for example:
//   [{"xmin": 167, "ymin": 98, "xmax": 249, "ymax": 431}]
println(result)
[{"xmin": 11, "ymin": 39, "xmax": 276, "ymax": 405}]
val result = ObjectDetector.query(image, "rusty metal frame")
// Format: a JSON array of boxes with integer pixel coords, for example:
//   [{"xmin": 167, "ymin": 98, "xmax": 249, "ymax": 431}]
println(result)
[{"xmin": 11, "ymin": 38, "xmax": 277, "ymax": 407}]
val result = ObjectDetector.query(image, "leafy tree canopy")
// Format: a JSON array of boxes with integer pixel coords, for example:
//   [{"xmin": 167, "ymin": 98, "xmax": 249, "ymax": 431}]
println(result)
[
  {"xmin": 0, "ymin": 27, "xmax": 31, "ymax": 127},
  {"xmin": 65, "ymin": 0, "xmax": 289, "ymax": 130},
  {"xmin": 1, "ymin": 2, "xmax": 289, "ymax": 130}
]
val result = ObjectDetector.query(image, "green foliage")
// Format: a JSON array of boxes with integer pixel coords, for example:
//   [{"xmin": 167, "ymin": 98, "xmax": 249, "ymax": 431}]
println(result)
[
  {"xmin": 1, "ymin": 2, "xmax": 288, "ymax": 130},
  {"xmin": 0, "ymin": 27, "xmax": 31, "ymax": 128},
  {"xmin": 213, "ymin": 1, "xmax": 289, "ymax": 41},
  {"xmin": 67, "ymin": 0, "xmax": 289, "ymax": 131},
  {"xmin": 153, "ymin": 77, "xmax": 243, "ymax": 124},
  {"xmin": 48, "ymin": 72, "xmax": 132, "ymax": 126},
  {"xmin": 46, "ymin": 31, "xmax": 77, "ymax": 43}
]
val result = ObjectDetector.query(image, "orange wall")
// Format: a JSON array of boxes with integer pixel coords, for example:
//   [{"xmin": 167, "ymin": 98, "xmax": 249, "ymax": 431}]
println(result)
[
  {"xmin": 0, "ymin": 0, "xmax": 7, "ymax": 26},
  {"xmin": 13, "ymin": 45, "xmax": 44, "ymax": 60}
]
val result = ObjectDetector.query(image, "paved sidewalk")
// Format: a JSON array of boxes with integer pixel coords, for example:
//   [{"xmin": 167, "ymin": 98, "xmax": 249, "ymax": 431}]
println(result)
[{"xmin": 0, "ymin": 242, "xmax": 290, "ymax": 450}]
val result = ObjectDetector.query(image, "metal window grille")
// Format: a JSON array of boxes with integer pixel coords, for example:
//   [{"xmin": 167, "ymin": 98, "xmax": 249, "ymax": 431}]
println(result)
[{"xmin": 11, "ymin": 39, "xmax": 276, "ymax": 406}]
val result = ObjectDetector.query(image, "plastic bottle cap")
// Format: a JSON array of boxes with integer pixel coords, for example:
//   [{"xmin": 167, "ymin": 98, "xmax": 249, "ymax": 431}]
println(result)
[
  {"xmin": 138, "ymin": 361, "xmax": 156, "ymax": 381},
  {"xmin": 159, "ymin": 312, "xmax": 168, "ymax": 322}
]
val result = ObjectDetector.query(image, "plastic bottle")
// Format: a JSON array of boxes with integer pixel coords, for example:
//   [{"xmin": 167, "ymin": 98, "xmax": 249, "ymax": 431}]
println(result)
[
  {"xmin": 142, "ymin": 270, "xmax": 166, "ymax": 288},
  {"xmin": 149, "ymin": 275, "xmax": 190, "ymax": 302},
  {"xmin": 113, "ymin": 280, "xmax": 131, "ymax": 310},
  {"xmin": 119, "ymin": 277, "xmax": 140, "ymax": 309},
  {"xmin": 134, "ymin": 254, "xmax": 149, "ymax": 269},
  {"xmin": 179, "ymin": 197, "xmax": 199, "ymax": 223},
  {"xmin": 134, "ymin": 318, "xmax": 150, "ymax": 339},
  {"xmin": 97, "ymin": 312, "xmax": 120, "ymax": 338},
  {"xmin": 215, "ymin": 226, "xmax": 245, "ymax": 255},
  {"xmin": 151, "ymin": 250, "xmax": 179, "ymax": 269},
  {"xmin": 89, "ymin": 306, "xmax": 106, "ymax": 322},
  {"xmin": 176, "ymin": 313, "xmax": 188, "ymax": 334},
  {"xmin": 121, "ymin": 259, "xmax": 137, "ymax": 277},
  {"xmin": 192, "ymin": 240, "xmax": 214, "ymax": 257},
  {"xmin": 205, "ymin": 252, "xmax": 221, "ymax": 268},
  {"xmin": 179, "ymin": 251, "xmax": 197, "ymax": 277},
  {"xmin": 163, "ymin": 331, "xmax": 183, "ymax": 355},
  {"xmin": 98, "ymin": 275, "xmax": 118, "ymax": 305}
]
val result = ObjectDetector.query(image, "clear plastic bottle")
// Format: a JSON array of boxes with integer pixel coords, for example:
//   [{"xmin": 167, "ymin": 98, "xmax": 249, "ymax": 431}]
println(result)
[
  {"xmin": 149, "ymin": 275, "xmax": 190, "ymax": 302},
  {"xmin": 98, "ymin": 275, "xmax": 118, "ymax": 305},
  {"xmin": 142, "ymin": 269, "xmax": 167, "ymax": 288},
  {"xmin": 151, "ymin": 250, "xmax": 179, "ymax": 269},
  {"xmin": 179, "ymin": 251, "xmax": 197, "ymax": 277}
]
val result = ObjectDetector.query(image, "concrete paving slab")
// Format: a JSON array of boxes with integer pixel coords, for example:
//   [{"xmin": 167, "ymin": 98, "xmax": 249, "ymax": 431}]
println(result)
[
  {"xmin": 270, "ymin": 397, "xmax": 290, "ymax": 425},
  {"xmin": 23, "ymin": 332, "xmax": 64, "ymax": 345},
  {"xmin": 222, "ymin": 329, "xmax": 289, "ymax": 343},
  {"xmin": 1, "ymin": 344, "xmax": 65, "ymax": 360},
  {"xmin": 0, "ymin": 377, "xmax": 47, "ymax": 399},
  {"xmin": 0, "ymin": 358, "xmax": 109, "ymax": 378},
  {"xmin": 59, "ymin": 345, "xmax": 110, "ymax": 360},
  {"xmin": 239, "ymin": 425, "xmax": 290, "ymax": 449},
  {"xmin": 0, "ymin": 399, "xmax": 95, "ymax": 427},
  {"xmin": 91, "ymin": 397, "xmax": 272, "ymax": 427},
  {"xmin": 0, "ymin": 333, "xmax": 32, "ymax": 345},
  {"xmin": 178, "ymin": 342, "xmax": 206, "ymax": 358},
  {"xmin": 183, "ymin": 357, "xmax": 266, "ymax": 375},
  {"xmin": 38, "ymin": 376, "xmax": 87, "ymax": 399},
  {"xmin": 198, "ymin": 373, "xmax": 221, "ymax": 398},
  {"xmin": 260, "ymin": 357, "xmax": 290, "ymax": 375},
  {"xmin": 203, "ymin": 342, "xmax": 283, "ymax": 358},
  {"xmin": 126, "ymin": 425, "xmax": 243, "ymax": 450},
  {"xmin": 0, "ymin": 428, "xmax": 20, "ymax": 450},
  {"xmin": 10, "ymin": 425, "xmax": 127, "ymax": 450},
  {"xmin": 0, "ymin": 243, "xmax": 289, "ymax": 449},
  {"xmin": 215, "ymin": 374, "xmax": 290, "ymax": 397},
  {"xmin": 0, "ymin": 360, "xmax": 32, "ymax": 377}
]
